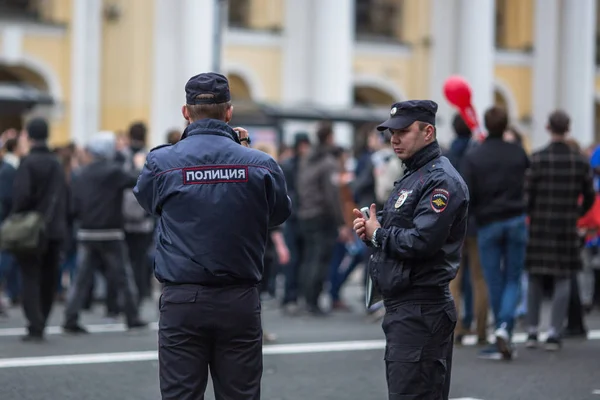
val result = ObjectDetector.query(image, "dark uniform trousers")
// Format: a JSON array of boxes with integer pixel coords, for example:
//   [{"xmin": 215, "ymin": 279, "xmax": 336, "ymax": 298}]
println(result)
[
  {"xmin": 159, "ymin": 284, "xmax": 263, "ymax": 400},
  {"xmin": 383, "ymin": 299, "xmax": 456, "ymax": 400}
]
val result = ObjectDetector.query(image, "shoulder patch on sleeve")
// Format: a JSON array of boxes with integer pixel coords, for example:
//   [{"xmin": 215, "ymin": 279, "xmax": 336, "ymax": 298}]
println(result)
[{"xmin": 430, "ymin": 188, "xmax": 450, "ymax": 213}]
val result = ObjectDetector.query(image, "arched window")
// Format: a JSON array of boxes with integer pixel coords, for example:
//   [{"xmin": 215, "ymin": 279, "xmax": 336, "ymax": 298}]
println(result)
[
  {"xmin": 354, "ymin": 86, "xmax": 396, "ymax": 107},
  {"xmin": 0, "ymin": 63, "xmax": 52, "ymax": 133},
  {"xmin": 227, "ymin": 73, "xmax": 253, "ymax": 102}
]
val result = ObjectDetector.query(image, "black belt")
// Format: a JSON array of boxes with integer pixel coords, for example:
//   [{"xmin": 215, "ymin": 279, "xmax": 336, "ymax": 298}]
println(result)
[
  {"xmin": 163, "ymin": 281, "xmax": 257, "ymax": 289},
  {"xmin": 383, "ymin": 285, "xmax": 452, "ymax": 310}
]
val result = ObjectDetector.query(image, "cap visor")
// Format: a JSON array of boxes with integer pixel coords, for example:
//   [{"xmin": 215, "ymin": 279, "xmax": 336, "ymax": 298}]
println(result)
[{"xmin": 376, "ymin": 116, "xmax": 414, "ymax": 132}]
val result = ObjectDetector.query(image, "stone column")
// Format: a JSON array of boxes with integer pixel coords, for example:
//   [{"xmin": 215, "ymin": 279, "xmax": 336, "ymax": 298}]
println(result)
[
  {"xmin": 559, "ymin": 0, "xmax": 597, "ymax": 147},
  {"xmin": 456, "ymin": 0, "xmax": 496, "ymax": 125},
  {"xmin": 70, "ymin": 0, "xmax": 103, "ymax": 145},
  {"xmin": 429, "ymin": 0, "xmax": 459, "ymax": 145},
  {"xmin": 310, "ymin": 0, "xmax": 355, "ymax": 147},
  {"xmin": 531, "ymin": 0, "xmax": 560, "ymax": 150},
  {"xmin": 150, "ymin": 0, "xmax": 216, "ymax": 147}
]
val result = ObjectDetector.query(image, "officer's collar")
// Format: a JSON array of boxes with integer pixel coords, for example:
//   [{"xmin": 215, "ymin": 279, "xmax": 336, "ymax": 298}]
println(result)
[
  {"xmin": 404, "ymin": 141, "xmax": 441, "ymax": 171},
  {"xmin": 180, "ymin": 119, "xmax": 241, "ymax": 144}
]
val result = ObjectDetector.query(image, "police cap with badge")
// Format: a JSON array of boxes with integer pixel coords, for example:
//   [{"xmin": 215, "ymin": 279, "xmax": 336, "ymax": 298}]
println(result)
[{"xmin": 376, "ymin": 100, "xmax": 438, "ymax": 132}]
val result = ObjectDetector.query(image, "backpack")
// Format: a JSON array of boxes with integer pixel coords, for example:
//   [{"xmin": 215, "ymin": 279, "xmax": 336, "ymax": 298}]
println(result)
[
  {"xmin": 373, "ymin": 149, "xmax": 405, "ymax": 204},
  {"xmin": 121, "ymin": 150, "xmax": 147, "ymax": 223}
]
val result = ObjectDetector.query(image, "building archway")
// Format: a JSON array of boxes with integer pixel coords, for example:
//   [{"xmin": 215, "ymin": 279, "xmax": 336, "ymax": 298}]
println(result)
[
  {"xmin": 227, "ymin": 73, "xmax": 253, "ymax": 102},
  {"xmin": 353, "ymin": 74, "xmax": 405, "ymax": 106},
  {"xmin": 0, "ymin": 63, "xmax": 53, "ymax": 133},
  {"xmin": 0, "ymin": 54, "xmax": 62, "ymax": 106},
  {"xmin": 223, "ymin": 62, "xmax": 265, "ymax": 101},
  {"xmin": 354, "ymin": 86, "xmax": 396, "ymax": 107}
]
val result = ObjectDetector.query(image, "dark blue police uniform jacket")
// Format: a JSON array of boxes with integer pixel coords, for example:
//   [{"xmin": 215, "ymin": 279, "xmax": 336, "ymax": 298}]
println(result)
[
  {"xmin": 133, "ymin": 119, "xmax": 292, "ymax": 286},
  {"xmin": 370, "ymin": 141, "xmax": 469, "ymax": 304}
]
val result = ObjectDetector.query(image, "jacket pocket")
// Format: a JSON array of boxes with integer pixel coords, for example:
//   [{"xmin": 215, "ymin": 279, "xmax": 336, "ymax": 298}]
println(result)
[
  {"xmin": 161, "ymin": 286, "xmax": 198, "ymax": 305},
  {"xmin": 371, "ymin": 252, "xmax": 411, "ymax": 298}
]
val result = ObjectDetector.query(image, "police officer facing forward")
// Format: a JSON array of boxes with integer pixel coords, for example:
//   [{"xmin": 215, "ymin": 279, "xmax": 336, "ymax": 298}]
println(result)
[
  {"xmin": 134, "ymin": 73, "xmax": 291, "ymax": 400},
  {"xmin": 353, "ymin": 100, "xmax": 469, "ymax": 400}
]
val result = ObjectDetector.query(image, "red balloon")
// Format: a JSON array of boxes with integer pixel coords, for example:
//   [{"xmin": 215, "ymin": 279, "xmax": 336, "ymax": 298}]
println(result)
[
  {"xmin": 443, "ymin": 75, "xmax": 472, "ymax": 109},
  {"xmin": 443, "ymin": 75, "xmax": 486, "ymax": 142}
]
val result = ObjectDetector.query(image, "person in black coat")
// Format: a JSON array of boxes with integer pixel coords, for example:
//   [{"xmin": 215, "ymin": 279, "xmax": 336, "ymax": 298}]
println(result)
[{"xmin": 12, "ymin": 118, "xmax": 69, "ymax": 342}]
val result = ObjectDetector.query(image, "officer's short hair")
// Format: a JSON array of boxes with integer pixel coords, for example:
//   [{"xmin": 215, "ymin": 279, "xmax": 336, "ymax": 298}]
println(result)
[
  {"xmin": 417, "ymin": 121, "xmax": 437, "ymax": 139},
  {"xmin": 484, "ymin": 106, "xmax": 509, "ymax": 138},
  {"xmin": 186, "ymin": 96, "xmax": 232, "ymax": 121}
]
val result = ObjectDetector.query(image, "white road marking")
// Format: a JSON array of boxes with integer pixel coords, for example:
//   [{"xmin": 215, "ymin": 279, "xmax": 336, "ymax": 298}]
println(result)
[
  {"xmin": 0, "ymin": 323, "xmax": 599, "ymax": 344},
  {"xmin": 592, "ymin": 389, "xmax": 600, "ymax": 395},
  {"xmin": 450, "ymin": 398, "xmax": 484, "ymax": 400},
  {"xmin": 0, "ymin": 322, "xmax": 159, "ymax": 337},
  {"xmin": 262, "ymin": 340, "xmax": 385, "ymax": 355},
  {"xmin": 0, "ymin": 326, "xmax": 598, "ymax": 369}
]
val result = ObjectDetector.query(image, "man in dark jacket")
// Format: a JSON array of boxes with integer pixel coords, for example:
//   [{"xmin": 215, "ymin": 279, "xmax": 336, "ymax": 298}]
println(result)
[
  {"xmin": 461, "ymin": 106, "xmax": 530, "ymax": 360},
  {"xmin": 353, "ymin": 100, "xmax": 468, "ymax": 400},
  {"xmin": 446, "ymin": 114, "xmax": 489, "ymax": 346},
  {"xmin": 280, "ymin": 133, "xmax": 310, "ymax": 314},
  {"xmin": 296, "ymin": 123, "xmax": 350, "ymax": 316},
  {"xmin": 12, "ymin": 118, "xmax": 69, "ymax": 342},
  {"xmin": 134, "ymin": 72, "xmax": 291, "ymax": 400},
  {"xmin": 62, "ymin": 132, "xmax": 147, "ymax": 333}
]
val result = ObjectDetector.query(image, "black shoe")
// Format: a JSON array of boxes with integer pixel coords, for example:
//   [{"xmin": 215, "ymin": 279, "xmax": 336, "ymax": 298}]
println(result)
[
  {"xmin": 545, "ymin": 336, "xmax": 562, "ymax": 351},
  {"xmin": 62, "ymin": 324, "xmax": 89, "ymax": 334},
  {"xmin": 526, "ymin": 333, "xmax": 538, "ymax": 349},
  {"xmin": 127, "ymin": 320, "xmax": 149, "ymax": 330},
  {"xmin": 21, "ymin": 334, "xmax": 45, "ymax": 343}
]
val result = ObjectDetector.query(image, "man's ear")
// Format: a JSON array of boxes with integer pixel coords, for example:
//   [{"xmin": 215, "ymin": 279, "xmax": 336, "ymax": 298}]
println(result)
[
  {"xmin": 425, "ymin": 124, "xmax": 435, "ymax": 141},
  {"xmin": 182, "ymin": 105, "xmax": 190, "ymax": 122},
  {"xmin": 225, "ymin": 105, "xmax": 233, "ymax": 123}
]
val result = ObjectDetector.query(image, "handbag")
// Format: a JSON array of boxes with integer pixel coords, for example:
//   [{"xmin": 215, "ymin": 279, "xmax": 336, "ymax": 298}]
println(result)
[{"xmin": 0, "ymin": 164, "xmax": 60, "ymax": 255}]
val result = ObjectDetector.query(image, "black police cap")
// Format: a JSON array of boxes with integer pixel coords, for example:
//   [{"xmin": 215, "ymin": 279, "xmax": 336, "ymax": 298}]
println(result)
[
  {"xmin": 377, "ymin": 100, "xmax": 438, "ymax": 131},
  {"xmin": 185, "ymin": 72, "xmax": 231, "ymax": 105}
]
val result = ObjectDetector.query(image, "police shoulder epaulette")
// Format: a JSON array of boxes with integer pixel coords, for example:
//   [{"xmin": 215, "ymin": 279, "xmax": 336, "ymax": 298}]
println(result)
[
  {"xmin": 427, "ymin": 161, "xmax": 444, "ymax": 172},
  {"xmin": 149, "ymin": 144, "xmax": 171, "ymax": 153}
]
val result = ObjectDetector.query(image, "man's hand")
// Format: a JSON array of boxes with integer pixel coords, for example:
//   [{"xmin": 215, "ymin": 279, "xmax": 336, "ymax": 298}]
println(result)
[
  {"xmin": 276, "ymin": 242, "xmax": 290, "ymax": 265},
  {"xmin": 233, "ymin": 127, "xmax": 250, "ymax": 147},
  {"xmin": 352, "ymin": 203, "xmax": 380, "ymax": 241}
]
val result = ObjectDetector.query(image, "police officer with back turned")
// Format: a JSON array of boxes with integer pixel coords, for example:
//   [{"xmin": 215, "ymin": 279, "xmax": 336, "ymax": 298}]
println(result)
[
  {"xmin": 353, "ymin": 100, "xmax": 469, "ymax": 400},
  {"xmin": 134, "ymin": 72, "xmax": 291, "ymax": 400}
]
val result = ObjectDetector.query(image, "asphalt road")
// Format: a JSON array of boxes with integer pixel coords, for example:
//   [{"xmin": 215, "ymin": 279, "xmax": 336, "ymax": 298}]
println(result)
[{"xmin": 0, "ymin": 283, "xmax": 599, "ymax": 400}]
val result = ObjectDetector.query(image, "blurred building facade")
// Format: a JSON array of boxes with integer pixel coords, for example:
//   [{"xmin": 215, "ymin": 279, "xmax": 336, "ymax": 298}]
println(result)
[{"xmin": 0, "ymin": 0, "xmax": 599, "ymax": 150}]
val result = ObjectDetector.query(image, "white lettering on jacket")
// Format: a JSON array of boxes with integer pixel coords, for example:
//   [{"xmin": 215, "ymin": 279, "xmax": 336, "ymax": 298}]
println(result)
[{"xmin": 182, "ymin": 166, "xmax": 249, "ymax": 184}]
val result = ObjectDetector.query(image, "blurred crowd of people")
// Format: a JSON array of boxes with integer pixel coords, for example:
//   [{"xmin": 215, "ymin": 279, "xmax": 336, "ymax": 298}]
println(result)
[
  {"xmin": 0, "ymin": 108, "xmax": 599, "ymax": 354},
  {"xmin": 0, "ymin": 120, "xmax": 181, "ymax": 340},
  {"xmin": 258, "ymin": 108, "xmax": 600, "ymax": 359}
]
